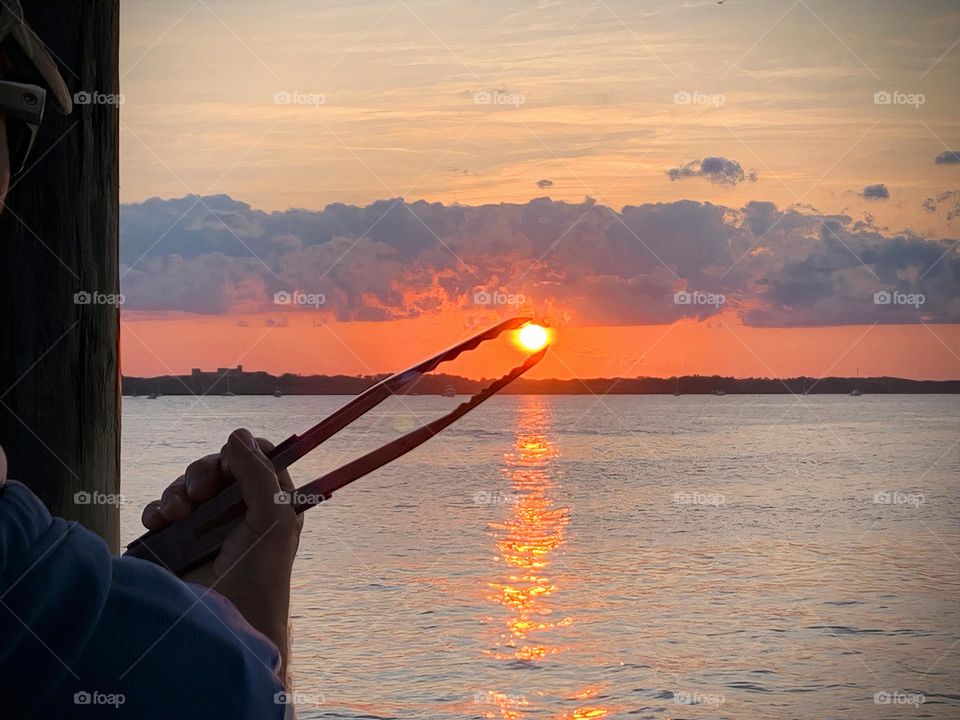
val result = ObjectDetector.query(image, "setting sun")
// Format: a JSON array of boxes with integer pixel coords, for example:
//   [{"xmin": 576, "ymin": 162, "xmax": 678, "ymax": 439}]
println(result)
[{"xmin": 517, "ymin": 324, "xmax": 551, "ymax": 352}]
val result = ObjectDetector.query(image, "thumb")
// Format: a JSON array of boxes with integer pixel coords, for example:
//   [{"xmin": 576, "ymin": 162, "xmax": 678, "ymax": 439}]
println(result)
[{"xmin": 225, "ymin": 428, "xmax": 286, "ymax": 530}]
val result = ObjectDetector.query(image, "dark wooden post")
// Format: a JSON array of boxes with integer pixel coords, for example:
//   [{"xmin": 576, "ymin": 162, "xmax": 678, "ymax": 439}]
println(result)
[{"xmin": 0, "ymin": 0, "xmax": 120, "ymax": 550}]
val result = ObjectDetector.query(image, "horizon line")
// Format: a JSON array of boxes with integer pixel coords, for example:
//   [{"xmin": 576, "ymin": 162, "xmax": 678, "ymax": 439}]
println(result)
[{"xmin": 122, "ymin": 370, "xmax": 960, "ymax": 383}]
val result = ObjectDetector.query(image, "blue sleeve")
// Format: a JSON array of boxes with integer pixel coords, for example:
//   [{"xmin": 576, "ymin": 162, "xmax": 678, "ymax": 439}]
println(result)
[{"xmin": 0, "ymin": 480, "xmax": 288, "ymax": 720}]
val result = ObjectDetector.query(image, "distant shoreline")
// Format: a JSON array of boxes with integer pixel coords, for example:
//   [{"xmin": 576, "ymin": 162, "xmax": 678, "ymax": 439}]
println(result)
[{"xmin": 122, "ymin": 371, "xmax": 960, "ymax": 396}]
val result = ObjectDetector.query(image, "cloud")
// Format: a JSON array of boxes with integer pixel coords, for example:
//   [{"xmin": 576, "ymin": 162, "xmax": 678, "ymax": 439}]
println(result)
[
  {"xmin": 667, "ymin": 156, "xmax": 758, "ymax": 186},
  {"xmin": 119, "ymin": 194, "xmax": 959, "ymax": 327},
  {"xmin": 934, "ymin": 150, "xmax": 960, "ymax": 164},
  {"xmin": 923, "ymin": 190, "xmax": 960, "ymax": 223},
  {"xmin": 536, "ymin": 179, "xmax": 554, "ymax": 188},
  {"xmin": 861, "ymin": 183, "xmax": 890, "ymax": 200},
  {"xmin": 746, "ymin": 228, "xmax": 958, "ymax": 327}
]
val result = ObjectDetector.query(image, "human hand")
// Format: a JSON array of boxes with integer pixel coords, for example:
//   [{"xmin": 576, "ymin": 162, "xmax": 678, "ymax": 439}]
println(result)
[{"xmin": 141, "ymin": 429, "xmax": 302, "ymax": 676}]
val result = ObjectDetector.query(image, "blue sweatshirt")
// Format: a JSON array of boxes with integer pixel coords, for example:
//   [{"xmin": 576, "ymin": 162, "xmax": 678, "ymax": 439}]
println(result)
[{"xmin": 0, "ymin": 480, "xmax": 289, "ymax": 719}]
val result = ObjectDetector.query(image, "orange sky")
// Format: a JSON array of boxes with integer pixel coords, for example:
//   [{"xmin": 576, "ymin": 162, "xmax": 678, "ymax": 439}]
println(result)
[
  {"xmin": 116, "ymin": 1, "xmax": 960, "ymax": 381},
  {"xmin": 121, "ymin": 1, "xmax": 960, "ymax": 235},
  {"xmin": 121, "ymin": 310, "xmax": 960, "ymax": 381}
]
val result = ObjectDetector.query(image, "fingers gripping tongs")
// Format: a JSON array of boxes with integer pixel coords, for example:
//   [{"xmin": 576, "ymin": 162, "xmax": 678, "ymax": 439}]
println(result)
[{"xmin": 124, "ymin": 318, "xmax": 547, "ymax": 576}]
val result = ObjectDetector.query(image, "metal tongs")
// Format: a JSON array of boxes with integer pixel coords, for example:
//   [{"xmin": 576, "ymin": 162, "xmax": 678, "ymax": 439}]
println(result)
[{"xmin": 125, "ymin": 317, "xmax": 548, "ymax": 576}]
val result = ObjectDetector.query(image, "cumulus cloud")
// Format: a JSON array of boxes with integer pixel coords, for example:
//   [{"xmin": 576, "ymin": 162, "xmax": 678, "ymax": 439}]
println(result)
[
  {"xmin": 119, "ymin": 194, "xmax": 959, "ymax": 327},
  {"xmin": 934, "ymin": 150, "xmax": 960, "ymax": 164},
  {"xmin": 536, "ymin": 179, "xmax": 554, "ymax": 188},
  {"xmin": 861, "ymin": 183, "xmax": 890, "ymax": 200},
  {"xmin": 667, "ymin": 156, "xmax": 758, "ymax": 186}
]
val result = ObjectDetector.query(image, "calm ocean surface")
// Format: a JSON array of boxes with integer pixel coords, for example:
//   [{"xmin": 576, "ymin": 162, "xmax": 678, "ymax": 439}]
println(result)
[{"xmin": 120, "ymin": 394, "xmax": 960, "ymax": 719}]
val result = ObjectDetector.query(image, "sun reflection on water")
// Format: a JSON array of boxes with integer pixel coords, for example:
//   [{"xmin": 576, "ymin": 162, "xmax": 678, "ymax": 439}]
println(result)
[{"xmin": 479, "ymin": 397, "xmax": 608, "ymax": 720}]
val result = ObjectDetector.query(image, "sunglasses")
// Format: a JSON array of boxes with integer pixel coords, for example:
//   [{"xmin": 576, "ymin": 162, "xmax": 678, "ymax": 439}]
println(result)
[{"xmin": 0, "ymin": 80, "xmax": 46, "ymax": 177}]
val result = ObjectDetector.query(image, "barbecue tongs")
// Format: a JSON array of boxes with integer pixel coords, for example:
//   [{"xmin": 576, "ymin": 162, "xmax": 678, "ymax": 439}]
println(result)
[{"xmin": 125, "ymin": 317, "xmax": 547, "ymax": 576}]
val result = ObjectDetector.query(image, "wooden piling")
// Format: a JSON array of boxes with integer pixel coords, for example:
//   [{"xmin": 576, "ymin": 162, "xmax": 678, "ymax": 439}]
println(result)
[{"xmin": 0, "ymin": 0, "xmax": 121, "ymax": 550}]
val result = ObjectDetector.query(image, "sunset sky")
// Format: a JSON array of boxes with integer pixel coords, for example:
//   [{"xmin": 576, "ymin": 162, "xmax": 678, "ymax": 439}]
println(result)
[{"xmin": 118, "ymin": 0, "xmax": 960, "ymax": 380}]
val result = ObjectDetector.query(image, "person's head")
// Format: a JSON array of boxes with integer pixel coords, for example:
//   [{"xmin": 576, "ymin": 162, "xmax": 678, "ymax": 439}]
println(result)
[{"xmin": 0, "ymin": 1, "xmax": 73, "ymax": 213}]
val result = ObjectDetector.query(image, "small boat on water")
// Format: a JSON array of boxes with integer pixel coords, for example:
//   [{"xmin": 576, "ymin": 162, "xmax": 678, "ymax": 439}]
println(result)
[
  {"xmin": 850, "ymin": 368, "xmax": 862, "ymax": 396},
  {"xmin": 273, "ymin": 387, "xmax": 282, "ymax": 398},
  {"xmin": 221, "ymin": 375, "xmax": 236, "ymax": 397},
  {"xmin": 443, "ymin": 385, "xmax": 456, "ymax": 397},
  {"xmin": 713, "ymin": 388, "xmax": 726, "ymax": 396},
  {"xmin": 672, "ymin": 378, "xmax": 680, "ymax": 397},
  {"xmin": 147, "ymin": 391, "xmax": 158, "ymax": 400}
]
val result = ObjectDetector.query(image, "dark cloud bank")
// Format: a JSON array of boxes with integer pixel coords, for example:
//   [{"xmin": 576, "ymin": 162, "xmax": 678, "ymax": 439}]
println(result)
[{"xmin": 120, "ymin": 194, "xmax": 959, "ymax": 326}]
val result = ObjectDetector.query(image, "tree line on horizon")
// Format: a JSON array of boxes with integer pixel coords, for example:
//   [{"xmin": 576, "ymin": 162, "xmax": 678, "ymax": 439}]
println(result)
[{"xmin": 122, "ymin": 370, "xmax": 959, "ymax": 396}]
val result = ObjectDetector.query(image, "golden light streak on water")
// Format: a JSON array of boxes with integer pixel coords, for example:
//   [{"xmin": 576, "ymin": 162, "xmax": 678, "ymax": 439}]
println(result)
[{"xmin": 479, "ymin": 396, "xmax": 609, "ymax": 719}]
